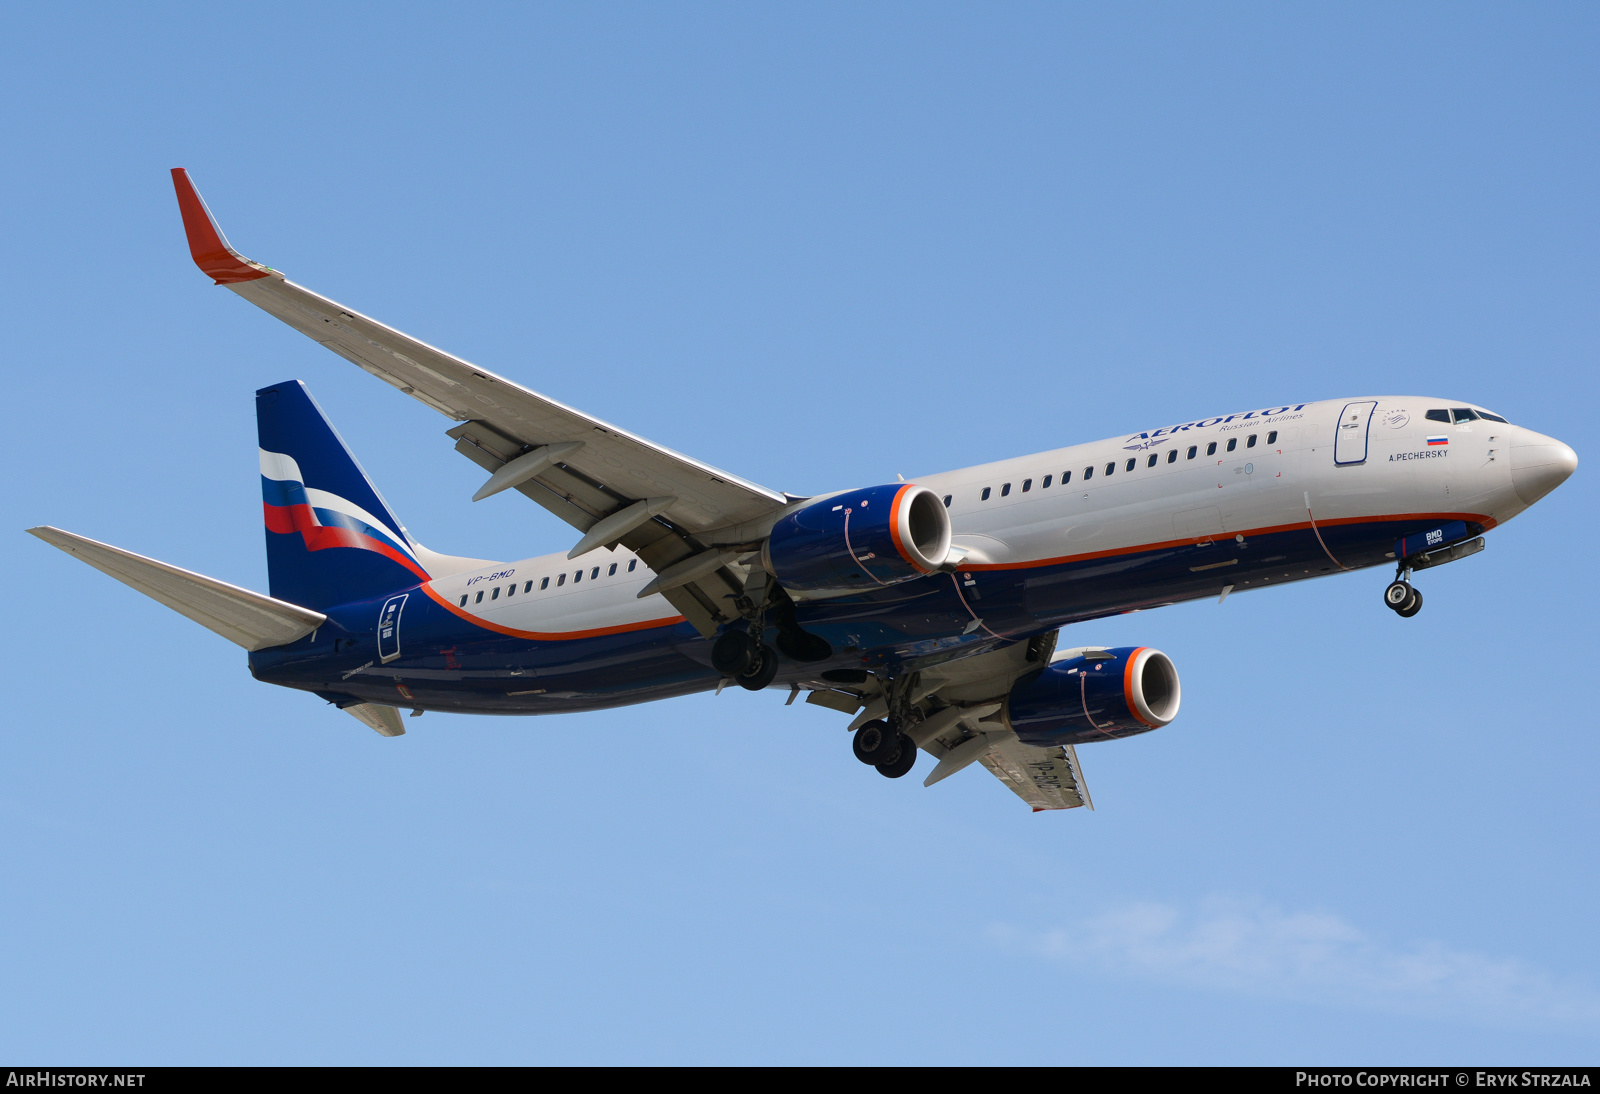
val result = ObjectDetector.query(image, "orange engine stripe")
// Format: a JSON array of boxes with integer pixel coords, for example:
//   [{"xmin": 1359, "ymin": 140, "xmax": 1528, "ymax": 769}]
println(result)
[
  {"xmin": 1123, "ymin": 647, "xmax": 1157, "ymax": 727},
  {"xmin": 887, "ymin": 484, "xmax": 930, "ymax": 572},
  {"xmin": 421, "ymin": 583, "xmax": 685, "ymax": 641}
]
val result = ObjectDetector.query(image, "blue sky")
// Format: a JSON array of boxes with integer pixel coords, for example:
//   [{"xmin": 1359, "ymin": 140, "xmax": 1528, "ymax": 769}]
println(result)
[{"xmin": 2, "ymin": 2, "xmax": 1596, "ymax": 1064}]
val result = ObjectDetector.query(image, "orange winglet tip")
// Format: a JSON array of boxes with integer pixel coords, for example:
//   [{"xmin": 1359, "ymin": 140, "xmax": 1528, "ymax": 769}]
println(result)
[{"xmin": 170, "ymin": 168, "xmax": 274, "ymax": 285}]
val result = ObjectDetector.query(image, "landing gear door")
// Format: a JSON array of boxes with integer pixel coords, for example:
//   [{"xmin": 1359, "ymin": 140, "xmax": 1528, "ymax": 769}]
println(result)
[
  {"xmin": 1334, "ymin": 401, "xmax": 1378, "ymax": 466},
  {"xmin": 377, "ymin": 593, "xmax": 408, "ymax": 663}
]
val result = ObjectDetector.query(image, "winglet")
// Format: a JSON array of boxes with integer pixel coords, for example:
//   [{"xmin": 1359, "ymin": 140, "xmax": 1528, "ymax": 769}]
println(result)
[{"xmin": 170, "ymin": 168, "xmax": 278, "ymax": 284}]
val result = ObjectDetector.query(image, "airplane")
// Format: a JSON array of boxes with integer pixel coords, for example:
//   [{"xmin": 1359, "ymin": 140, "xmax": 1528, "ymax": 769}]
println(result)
[{"xmin": 26, "ymin": 169, "xmax": 1580, "ymax": 811}]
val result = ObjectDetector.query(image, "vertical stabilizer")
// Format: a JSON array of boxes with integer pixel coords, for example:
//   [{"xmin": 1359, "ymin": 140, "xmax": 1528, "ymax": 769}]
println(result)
[{"xmin": 257, "ymin": 381, "xmax": 430, "ymax": 610}]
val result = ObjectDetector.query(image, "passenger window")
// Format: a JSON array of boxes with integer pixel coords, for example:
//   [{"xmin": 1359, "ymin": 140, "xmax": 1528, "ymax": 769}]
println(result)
[
  {"xmin": 1187, "ymin": 445, "xmax": 1197, "ymax": 459},
  {"xmin": 540, "ymin": 577, "xmax": 549, "ymax": 590},
  {"xmin": 1451, "ymin": 408, "xmax": 1478, "ymax": 423},
  {"xmin": 1125, "ymin": 458, "xmax": 1136, "ymax": 472},
  {"xmin": 981, "ymin": 487, "xmax": 991, "ymax": 501},
  {"xmin": 557, "ymin": 574, "xmax": 565, "ymax": 587},
  {"xmin": 459, "ymin": 594, "xmax": 468, "ymax": 607},
  {"xmin": 506, "ymin": 584, "xmax": 515, "ymax": 597},
  {"xmin": 1021, "ymin": 479, "xmax": 1032, "ymax": 492},
  {"xmin": 1105, "ymin": 462, "xmax": 1115, "ymax": 476},
  {"xmin": 1061, "ymin": 470, "xmax": 1071, "ymax": 484},
  {"xmin": 574, "ymin": 570, "xmax": 582, "ymax": 583},
  {"xmin": 1042, "ymin": 475, "xmax": 1052, "ymax": 488},
  {"xmin": 1166, "ymin": 449, "xmax": 1177, "ymax": 463},
  {"xmin": 1083, "ymin": 466, "xmax": 1093, "ymax": 480},
  {"xmin": 1425, "ymin": 409, "xmax": 1451, "ymax": 423},
  {"xmin": 524, "ymin": 581, "xmax": 533, "ymax": 593},
  {"xmin": 1206, "ymin": 442, "xmax": 1217, "ymax": 456},
  {"xmin": 1001, "ymin": 483, "xmax": 1011, "ymax": 497},
  {"xmin": 608, "ymin": 563, "xmax": 617, "ymax": 576},
  {"xmin": 1247, "ymin": 434, "xmax": 1257, "ymax": 448},
  {"xmin": 1146, "ymin": 454, "xmax": 1157, "ymax": 468},
  {"xmin": 591, "ymin": 567, "xmax": 600, "ymax": 580},
  {"xmin": 1267, "ymin": 431, "xmax": 1278, "ymax": 444},
  {"xmin": 492, "ymin": 587, "xmax": 500, "ymax": 600},
  {"xmin": 942, "ymin": 494, "xmax": 952, "ymax": 507},
  {"xmin": 1226, "ymin": 438, "xmax": 1237, "ymax": 452},
  {"xmin": 628, "ymin": 559, "xmax": 637, "ymax": 572},
  {"xmin": 475, "ymin": 590, "xmax": 484, "ymax": 604}
]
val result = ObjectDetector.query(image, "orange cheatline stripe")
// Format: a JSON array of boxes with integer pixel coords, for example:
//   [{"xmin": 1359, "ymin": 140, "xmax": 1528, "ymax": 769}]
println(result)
[
  {"xmin": 960, "ymin": 511, "xmax": 1494, "ymax": 572},
  {"xmin": 420, "ymin": 583, "xmax": 685, "ymax": 641}
]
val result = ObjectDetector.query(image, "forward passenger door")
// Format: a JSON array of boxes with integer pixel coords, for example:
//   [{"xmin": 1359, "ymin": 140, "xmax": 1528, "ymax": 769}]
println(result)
[{"xmin": 1334, "ymin": 401, "xmax": 1378, "ymax": 465}]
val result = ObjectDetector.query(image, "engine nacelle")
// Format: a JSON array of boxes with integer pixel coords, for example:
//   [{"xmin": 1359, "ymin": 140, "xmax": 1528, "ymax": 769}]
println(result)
[
  {"xmin": 1006, "ymin": 646, "xmax": 1181, "ymax": 747},
  {"xmin": 762, "ymin": 483, "xmax": 952, "ymax": 595}
]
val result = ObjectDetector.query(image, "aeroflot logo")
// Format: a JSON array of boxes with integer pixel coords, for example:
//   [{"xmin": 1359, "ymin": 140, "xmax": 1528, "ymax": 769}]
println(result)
[
  {"xmin": 259, "ymin": 448, "xmax": 430, "ymax": 582},
  {"xmin": 1124, "ymin": 405, "xmax": 1309, "ymax": 449}
]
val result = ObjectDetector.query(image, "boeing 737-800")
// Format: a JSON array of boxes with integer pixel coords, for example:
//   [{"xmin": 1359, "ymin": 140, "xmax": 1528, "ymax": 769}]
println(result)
[{"xmin": 26, "ymin": 169, "xmax": 1580, "ymax": 810}]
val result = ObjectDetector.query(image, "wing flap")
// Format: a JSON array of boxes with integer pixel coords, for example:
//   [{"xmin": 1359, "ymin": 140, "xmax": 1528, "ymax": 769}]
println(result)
[
  {"xmin": 28, "ymin": 526, "xmax": 325, "ymax": 652},
  {"xmin": 446, "ymin": 418, "xmax": 741, "ymax": 635},
  {"xmin": 979, "ymin": 738, "xmax": 1093, "ymax": 811}
]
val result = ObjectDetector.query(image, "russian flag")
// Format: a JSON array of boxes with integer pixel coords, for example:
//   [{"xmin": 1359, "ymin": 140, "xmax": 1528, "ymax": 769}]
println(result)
[{"xmin": 1426, "ymin": 436, "xmax": 1449, "ymax": 446}]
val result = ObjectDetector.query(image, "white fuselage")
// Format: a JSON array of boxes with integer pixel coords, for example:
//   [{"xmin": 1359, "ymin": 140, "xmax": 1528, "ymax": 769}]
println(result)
[{"xmin": 425, "ymin": 397, "xmax": 1567, "ymax": 638}]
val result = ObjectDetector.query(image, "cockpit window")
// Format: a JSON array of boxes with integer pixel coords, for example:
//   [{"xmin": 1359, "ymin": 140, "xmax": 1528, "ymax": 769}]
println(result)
[
  {"xmin": 1451, "ymin": 408, "xmax": 1479, "ymax": 423},
  {"xmin": 1425, "ymin": 409, "xmax": 1451, "ymax": 423},
  {"xmin": 1478, "ymin": 411, "xmax": 1509, "ymax": 423}
]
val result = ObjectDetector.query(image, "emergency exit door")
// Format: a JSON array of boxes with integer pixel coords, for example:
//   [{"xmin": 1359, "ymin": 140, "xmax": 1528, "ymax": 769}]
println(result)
[{"xmin": 377, "ymin": 593, "xmax": 408, "ymax": 663}]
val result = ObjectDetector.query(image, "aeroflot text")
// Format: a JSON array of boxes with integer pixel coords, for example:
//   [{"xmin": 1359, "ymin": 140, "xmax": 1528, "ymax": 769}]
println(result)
[{"xmin": 1127, "ymin": 405, "xmax": 1309, "ymax": 442}]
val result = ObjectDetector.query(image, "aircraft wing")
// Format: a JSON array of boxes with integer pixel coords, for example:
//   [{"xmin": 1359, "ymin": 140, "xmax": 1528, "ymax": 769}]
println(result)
[
  {"xmin": 976, "ymin": 737, "xmax": 1093, "ymax": 811},
  {"xmin": 171, "ymin": 169, "xmax": 790, "ymax": 634}
]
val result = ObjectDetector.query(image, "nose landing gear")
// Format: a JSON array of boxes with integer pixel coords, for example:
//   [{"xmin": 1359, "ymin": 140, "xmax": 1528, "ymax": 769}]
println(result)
[{"xmin": 1383, "ymin": 576, "xmax": 1423, "ymax": 618}]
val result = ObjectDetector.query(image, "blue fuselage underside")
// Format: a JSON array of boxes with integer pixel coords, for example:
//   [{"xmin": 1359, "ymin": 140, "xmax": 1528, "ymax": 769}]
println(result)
[{"xmin": 249, "ymin": 515, "xmax": 1439, "ymax": 715}]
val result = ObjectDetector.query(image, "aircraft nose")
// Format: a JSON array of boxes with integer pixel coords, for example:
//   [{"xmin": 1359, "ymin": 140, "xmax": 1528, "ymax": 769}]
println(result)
[{"xmin": 1509, "ymin": 428, "xmax": 1578, "ymax": 505}]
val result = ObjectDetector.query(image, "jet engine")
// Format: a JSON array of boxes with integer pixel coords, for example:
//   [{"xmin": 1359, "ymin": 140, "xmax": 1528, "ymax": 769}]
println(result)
[
  {"xmin": 762, "ymin": 483, "xmax": 952, "ymax": 595},
  {"xmin": 1006, "ymin": 646, "xmax": 1181, "ymax": 747}
]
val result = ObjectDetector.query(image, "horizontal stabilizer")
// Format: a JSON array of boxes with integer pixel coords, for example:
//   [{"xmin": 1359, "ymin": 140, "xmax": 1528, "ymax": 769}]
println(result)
[{"xmin": 27, "ymin": 526, "xmax": 325, "ymax": 651}]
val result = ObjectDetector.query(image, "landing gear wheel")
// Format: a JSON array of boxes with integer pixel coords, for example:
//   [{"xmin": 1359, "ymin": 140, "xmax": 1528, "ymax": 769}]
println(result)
[
  {"xmin": 736, "ymin": 643, "xmax": 780, "ymax": 691},
  {"xmin": 852, "ymin": 720, "xmax": 901, "ymax": 765},
  {"xmin": 712, "ymin": 629, "xmax": 755, "ymax": 677},
  {"xmin": 876, "ymin": 736, "xmax": 918, "ymax": 779},
  {"xmin": 1384, "ymin": 580, "xmax": 1414, "ymax": 610},
  {"xmin": 1396, "ymin": 588, "xmax": 1423, "ymax": 618}
]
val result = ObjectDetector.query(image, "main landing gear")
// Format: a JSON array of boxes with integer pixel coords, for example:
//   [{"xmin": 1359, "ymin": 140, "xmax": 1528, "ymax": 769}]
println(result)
[
  {"xmin": 710, "ymin": 581, "xmax": 830, "ymax": 692},
  {"xmin": 852, "ymin": 719, "xmax": 918, "ymax": 779},
  {"xmin": 1383, "ymin": 577, "xmax": 1423, "ymax": 618},
  {"xmin": 848, "ymin": 671, "xmax": 920, "ymax": 779},
  {"xmin": 711, "ymin": 628, "xmax": 779, "ymax": 690}
]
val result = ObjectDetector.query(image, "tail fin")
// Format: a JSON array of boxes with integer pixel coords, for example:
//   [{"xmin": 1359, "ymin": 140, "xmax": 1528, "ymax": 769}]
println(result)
[{"xmin": 257, "ymin": 381, "xmax": 430, "ymax": 610}]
